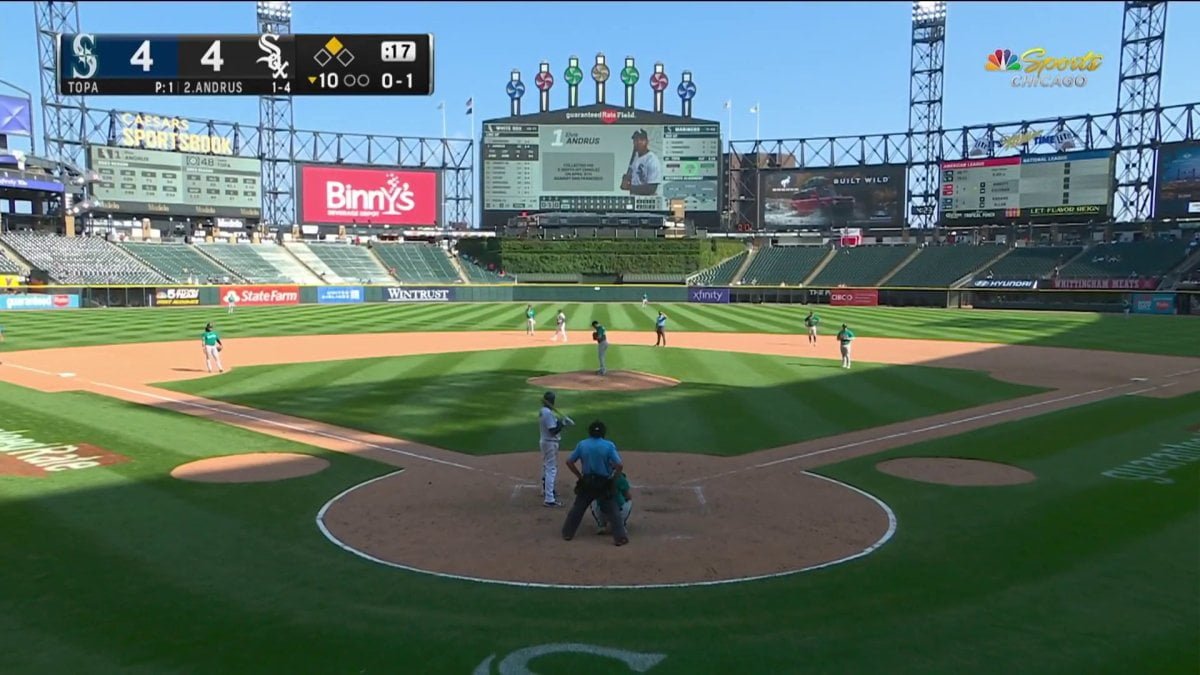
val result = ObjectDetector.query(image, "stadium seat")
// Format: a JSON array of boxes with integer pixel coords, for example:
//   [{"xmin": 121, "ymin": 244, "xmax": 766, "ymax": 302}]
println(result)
[
  {"xmin": 194, "ymin": 243, "xmax": 294, "ymax": 283},
  {"xmin": 370, "ymin": 243, "xmax": 460, "ymax": 284},
  {"xmin": 809, "ymin": 245, "xmax": 915, "ymax": 287},
  {"xmin": 1, "ymin": 232, "xmax": 164, "ymax": 284},
  {"xmin": 736, "ymin": 247, "xmax": 827, "ymax": 286},
  {"xmin": 1059, "ymin": 240, "xmax": 1191, "ymax": 279},
  {"xmin": 886, "ymin": 244, "xmax": 1005, "ymax": 287},
  {"xmin": 121, "ymin": 242, "xmax": 238, "ymax": 283},
  {"xmin": 300, "ymin": 242, "xmax": 394, "ymax": 284},
  {"xmin": 689, "ymin": 251, "xmax": 748, "ymax": 286},
  {"xmin": 983, "ymin": 246, "xmax": 1082, "ymax": 280}
]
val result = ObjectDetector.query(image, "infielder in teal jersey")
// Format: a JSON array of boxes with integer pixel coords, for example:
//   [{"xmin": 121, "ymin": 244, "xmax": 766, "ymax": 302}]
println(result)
[
  {"xmin": 201, "ymin": 323, "xmax": 224, "ymax": 373},
  {"xmin": 524, "ymin": 305, "xmax": 536, "ymax": 336},
  {"xmin": 804, "ymin": 310, "xmax": 821, "ymax": 345},
  {"xmin": 836, "ymin": 323, "xmax": 855, "ymax": 369}
]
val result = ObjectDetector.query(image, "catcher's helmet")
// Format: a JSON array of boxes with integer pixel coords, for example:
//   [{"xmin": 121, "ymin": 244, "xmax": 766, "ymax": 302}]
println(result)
[
  {"xmin": 588, "ymin": 420, "xmax": 607, "ymax": 438},
  {"xmin": 543, "ymin": 391, "xmax": 556, "ymax": 404}
]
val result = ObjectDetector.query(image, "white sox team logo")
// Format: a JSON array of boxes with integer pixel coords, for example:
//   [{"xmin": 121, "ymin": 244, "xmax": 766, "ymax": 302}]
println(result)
[{"xmin": 472, "ymin": 643, "xmax": 666, "ymax": 674}]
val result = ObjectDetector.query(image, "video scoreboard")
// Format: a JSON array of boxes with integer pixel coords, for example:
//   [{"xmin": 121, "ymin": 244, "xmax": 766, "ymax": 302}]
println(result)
[
  {"xmin": 940, "ymin": 149, "xmax": 1113, "ymax": 224},
  {"xmin": 57, "ymin": 33, "xmax": 433, "ymax": 96}
]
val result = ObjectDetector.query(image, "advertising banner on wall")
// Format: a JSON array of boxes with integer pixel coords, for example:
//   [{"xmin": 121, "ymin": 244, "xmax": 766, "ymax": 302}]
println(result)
[
  {"xmin": 1154, "ymin": 140, "xmax": 1200, "ymax": 219},
  {"xmin": 383, "ymin": 287, "xmax": 455, "ymax": 302},
  {"xmin": 688, "ymin": 287, "xmax": 730, "ymax": 304},
  {"xmin": 0, "ymin": 293, "xmax": 79, "ymax": 310},
  {"xmin": 297, "ymin": 164, "xmax": 441, "ymax": 227},
  {"xmin": 971, "ymin": 279, "xmax": 1039, "ymax": 289},
  {"xmin": 1131, "ymin": 293, "xmax": 1177, "ymax": 315},
  {"xmin": 150, "ymin": 287, "xmax": 201, "ymax": 306},
  {"xmin": 219, "ymin": 286, "xmax": 300, "ymax": 306},
  {"xmin": 829, "ymin": 288, "xmax": 879, "ymax": 306},
  {"xmin": 316, "ymin": 286, "xmax": 365, "ymax": 304},
  {"xmin": 1049, "ymin": 278, "xmax": 1159, "ymax": 290}
]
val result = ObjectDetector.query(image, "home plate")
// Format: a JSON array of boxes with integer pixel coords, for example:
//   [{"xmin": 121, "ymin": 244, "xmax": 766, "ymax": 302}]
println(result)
[{"xmin": 59, "ymin": 372, "xmax": 76, "ymax": 378}]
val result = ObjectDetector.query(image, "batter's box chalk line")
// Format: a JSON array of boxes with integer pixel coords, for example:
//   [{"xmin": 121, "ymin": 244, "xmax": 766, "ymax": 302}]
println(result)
[{"xmin": 512, "ymin": 483, "xmax": 706, "ymax": 506}]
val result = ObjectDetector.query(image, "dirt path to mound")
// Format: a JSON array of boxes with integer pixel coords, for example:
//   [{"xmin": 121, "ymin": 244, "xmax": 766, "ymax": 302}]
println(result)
[{"xmin": 2, "ymin": 331, "xmax": 1197, "ymax": 586}]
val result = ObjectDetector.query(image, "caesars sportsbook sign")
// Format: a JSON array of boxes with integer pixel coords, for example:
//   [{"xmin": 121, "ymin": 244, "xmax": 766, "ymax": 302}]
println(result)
[{"xmin": 298, "ymin": 164, "xmax": 441, "ymax": 226}]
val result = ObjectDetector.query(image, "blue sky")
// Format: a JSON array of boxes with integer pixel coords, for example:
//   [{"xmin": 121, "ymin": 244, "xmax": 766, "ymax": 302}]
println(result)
[{"xmin": 1, "ymin": 0, "xmax": 1198, "ymax": 150}]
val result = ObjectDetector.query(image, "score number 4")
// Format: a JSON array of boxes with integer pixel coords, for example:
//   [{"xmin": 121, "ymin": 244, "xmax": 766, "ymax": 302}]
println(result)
[{"xmin": 129, "ymin": 39, "xmax": 225, "ymax": 72}]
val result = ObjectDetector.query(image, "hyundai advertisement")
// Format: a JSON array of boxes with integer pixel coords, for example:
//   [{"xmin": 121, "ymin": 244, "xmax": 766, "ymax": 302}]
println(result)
[
  {"xmin": 758, "ymin": 166, "xmax": 906, "ymax": 230},
  {"xmin": 297, "ymin": 164, "xmax": 441, "ymax": 227}
]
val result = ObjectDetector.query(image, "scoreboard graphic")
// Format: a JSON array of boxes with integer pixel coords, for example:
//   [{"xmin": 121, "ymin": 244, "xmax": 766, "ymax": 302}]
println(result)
[
  {"xmin": 940, "ymin": 149, "xmax": 1113, "ymax": 224},
  {"xmin": 58, "ymin": 33, "xmax": 434, "ymax": 96}
]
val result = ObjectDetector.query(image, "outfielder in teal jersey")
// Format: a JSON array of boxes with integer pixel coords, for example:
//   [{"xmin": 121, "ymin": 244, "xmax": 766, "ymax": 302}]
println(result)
[
  {"xmin": 804, "ymin": 310, "xmax": 821, "ymax": 345},
  {"xmin": 836, "ymin": 323, "xmax": 855, "ymax": 369},
  {"xmin": 524, "ymin": 305, "xmax": 536, "ymax": 336}
]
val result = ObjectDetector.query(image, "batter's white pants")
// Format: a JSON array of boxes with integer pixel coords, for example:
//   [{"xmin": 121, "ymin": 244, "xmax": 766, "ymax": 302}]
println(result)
[
  {"xmin": 204, "ymin": 345, "xmax": 223, "ymax": 372},
  {"xmin": 840, "ymin": 343, "xmax": 852, "ymax": 368},
  {"xmin": 539, "ymin": 439, "xmax": 559, "ymax": 503},
  {"xmin": 592, "ymin": 499, "xmax": 633, "ymax": 530},
  {"xmin": 597, "ymin": 340, "xmax": 608, "ymax": 374}
]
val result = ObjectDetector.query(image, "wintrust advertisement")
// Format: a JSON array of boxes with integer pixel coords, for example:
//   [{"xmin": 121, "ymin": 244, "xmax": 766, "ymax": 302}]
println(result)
[
  {"xmin": 383, "ymin": 287, "xmax": 455, "ymax": 303},
  {"xmin": 219, "ymin": 286, "xmax": 300, "ymax": 307},
  {"xmin": 829, "ymin": 289, "xmax": 879, "ymax": 306},
  {"xmin": 298, "ymin": 164, "xmax": 441, "ymax": 226}
]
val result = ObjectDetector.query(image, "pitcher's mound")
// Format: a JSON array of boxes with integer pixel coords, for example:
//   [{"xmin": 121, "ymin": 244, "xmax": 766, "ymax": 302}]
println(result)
[
  {"xmin": 528, "ymin": 370, "xmax": 680, "ymax": 391},
  {"xmin": 172, "ymin": 452, "xmax": 329, "ymax": 483},
  {"xmin": 876, "ymin": 457, "xmax": 1035, "ymax": 486}
]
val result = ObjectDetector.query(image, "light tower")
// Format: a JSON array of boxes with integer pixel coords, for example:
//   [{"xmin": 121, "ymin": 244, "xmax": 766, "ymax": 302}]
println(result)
[
  {"xmin": 256, "ymin": 1, "xmax": 295, "ymax": 231},
  {"xmin": 34, "ymin": 0, "xmax": 85, "ymax": 169},
  {"xmin": 1114, "ymin": 1, "xmax": 1168, "ymax": 223},
  {"xmin": 906, "ymin": 0, "xmax": 946, "ymax": 233}
]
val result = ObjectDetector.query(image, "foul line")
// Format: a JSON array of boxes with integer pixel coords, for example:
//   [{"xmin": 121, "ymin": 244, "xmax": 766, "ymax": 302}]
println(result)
[
  {"xmin": 85, "ymin": 380, "xmax": 482, "ymax": 473},
  {"xmin": 683, "ymin": 384, "xmax": 1129, "ymax": 484},
  {"xmin": 314, "ymin": 469, "xmax": 897, "ymax": 591}
]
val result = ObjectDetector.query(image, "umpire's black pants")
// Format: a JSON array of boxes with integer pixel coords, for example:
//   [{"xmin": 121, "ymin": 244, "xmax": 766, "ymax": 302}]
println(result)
[{"xmin": 562, "ymin": 475, "xmax": 628, "ymax": 544}]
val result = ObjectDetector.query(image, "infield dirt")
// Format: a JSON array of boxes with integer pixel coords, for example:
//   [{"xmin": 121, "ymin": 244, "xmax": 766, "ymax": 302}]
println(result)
[{"xmin": 2, "ymin": 330, "xmax": 1198, "ymax": 586}]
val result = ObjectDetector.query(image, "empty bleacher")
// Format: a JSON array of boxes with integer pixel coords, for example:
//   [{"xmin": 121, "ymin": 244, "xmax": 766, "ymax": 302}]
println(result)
[
  {"xmin": 738, "ymin": 247, "xmax": 828, "ymax": 286},
  {"xmin": 1059, "ymin": 240, "xmax": 1191, "ymax": 279},
  {"xmin": 458, "ymin": 255, "xmax": 512, "ymax": 283},
  {"xmin": 121, "ymin": 242, "xmax": 237, "ymax": 283},
  {"xmin": 0, "ymin": 249, "xmax": 20, "ymax": 273},
  {"xmin": 810, "ymin": 245, "xmax": 915, "ymax": 287},
  {"xmin": 195, "ymin": 243, "xmax": 293, "ymax": 283},
  {"xmin": 284, "ymin": 242, "xmax": 346, "ymax": 283},
  {"xmin": 886, "ymin": 244, "xmax": 1005, "ymax": 287},
  {"xmin": 253, "ymin": 243, "xmax": 323, "ymax": 284},
  {"xmin": 303, "ymin": 242, "xmax": 393, "ymax": 283},
  {"xmin": 1, "ymin": 233, "xmax": 164, "ymax": 284},
  {"xmin": 690, "ymin": 250, "xmax": 748, "ymax": 286},
  {"xmin": 982, "ymin": 246, "xmax": 1081, "ymax": 280},
  {"xmin": 370, "ymin": 243, "xmax": 459, "ymax": 284}
]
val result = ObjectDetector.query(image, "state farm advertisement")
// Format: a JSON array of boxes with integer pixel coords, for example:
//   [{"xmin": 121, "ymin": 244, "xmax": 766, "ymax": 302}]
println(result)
[
  {"xmin": 298, "ymin": 164, "xmax": 441, "ymax": 226},
  {"xmin": 219, "ymin": 286, "xmax": 300, "ymax": 307},
  {"xmin": 829, "ymin": 288, "xmax": 879, "ymax": 306}
]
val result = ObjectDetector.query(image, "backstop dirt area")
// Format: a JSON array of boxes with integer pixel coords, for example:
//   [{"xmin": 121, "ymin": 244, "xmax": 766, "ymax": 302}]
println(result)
[{"xmin": 2, "ymin": 330, "xmax": 1198, "ymax": 587}]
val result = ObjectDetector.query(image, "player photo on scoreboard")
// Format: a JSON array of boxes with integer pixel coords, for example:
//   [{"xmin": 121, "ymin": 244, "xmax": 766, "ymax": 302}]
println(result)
[
  {"xmin": 759, "ymin": 166, "xmax": 905, "ymax": 229},
  {"xmin": 540, "ymin": 125, "xmax": 663, "ymax": 197}
]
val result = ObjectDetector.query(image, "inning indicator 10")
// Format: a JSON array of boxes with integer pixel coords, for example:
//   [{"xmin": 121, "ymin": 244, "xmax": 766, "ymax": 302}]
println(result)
[{"xmin": 58, "ymin": 33, "xmax": 434, "ymax": 96}]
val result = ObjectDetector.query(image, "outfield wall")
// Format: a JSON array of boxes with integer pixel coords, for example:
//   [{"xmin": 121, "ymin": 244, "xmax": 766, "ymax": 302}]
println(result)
[{"xmin": 0, "ymin": 285, "xmax": 1197, "ymax": 315}]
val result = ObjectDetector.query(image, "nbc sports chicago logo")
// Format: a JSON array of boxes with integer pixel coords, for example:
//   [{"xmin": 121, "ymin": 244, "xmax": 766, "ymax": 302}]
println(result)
[{"xmin": 985, "ymin": 47, "xmax": 1102, "ymax": 88}]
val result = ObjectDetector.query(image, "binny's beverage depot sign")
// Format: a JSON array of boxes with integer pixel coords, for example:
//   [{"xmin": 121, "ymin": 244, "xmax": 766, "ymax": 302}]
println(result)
[{"xmin": 0, "ymin": 428, "xmax": 129, "ymax": 477}]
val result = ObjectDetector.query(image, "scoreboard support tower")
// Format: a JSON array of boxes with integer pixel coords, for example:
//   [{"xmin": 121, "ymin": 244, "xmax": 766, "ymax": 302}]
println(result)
[
  {"xmin": 35, "ymin": 0, "xmax": 86, "ymax": 175},
  {"xmin": 257, "ymin": 0, "xmax": 296, "ymax": 231},
  {"xmin": 906, "ymin": 1, "xmax": 947, "ymax": 234},
  {"xmin": 1114, "ymin": 0, "xmax": 1168, "ymax": 223}
]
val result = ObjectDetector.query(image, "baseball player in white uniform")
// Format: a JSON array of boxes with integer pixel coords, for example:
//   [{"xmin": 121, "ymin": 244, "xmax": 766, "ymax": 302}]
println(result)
[
  {"xmin": 552, "ymin": 309, "xmax": 568, "ymax": 342},
  {"xmin": 538, "ymin": 391, "xmax": 574, "ymax": 507}
]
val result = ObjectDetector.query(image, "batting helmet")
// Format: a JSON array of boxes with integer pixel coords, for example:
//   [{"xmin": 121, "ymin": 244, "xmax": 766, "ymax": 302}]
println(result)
[{"xmin": 543, "ymin": 391, "xmax": 556, "ymax": 404}]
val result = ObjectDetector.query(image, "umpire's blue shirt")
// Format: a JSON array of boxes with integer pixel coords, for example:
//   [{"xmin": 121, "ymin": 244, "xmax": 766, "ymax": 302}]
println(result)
[{"xmin": 569, "ymin": 437, "xmax": 622, "ymax": 477}]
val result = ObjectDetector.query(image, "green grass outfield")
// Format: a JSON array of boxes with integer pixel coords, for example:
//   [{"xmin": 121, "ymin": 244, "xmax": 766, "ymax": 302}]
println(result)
[
  {"xmin": 161, "ymin": 345, "xmax": 1042, "ymax": 455},
  {"xmin": 0, "ymin": 303, "xmax": 1197, "ymax": 673},
  {"xmin": 1, "ymin": 301, "xmax": 1198, "ymax": 356},
  {"xmin": 1, "ymin": 383, "xmax": 1195, "ymax": 674}
]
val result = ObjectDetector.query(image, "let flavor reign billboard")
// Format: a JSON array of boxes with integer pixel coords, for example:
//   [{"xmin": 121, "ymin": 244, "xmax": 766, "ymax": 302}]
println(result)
[{"xmin": 297, "ymin": 164, "xmax": 441, "ymax": 226}]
